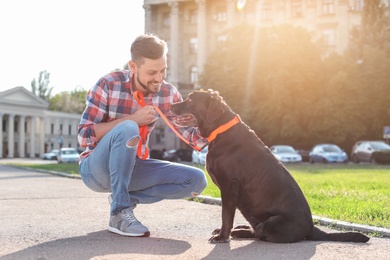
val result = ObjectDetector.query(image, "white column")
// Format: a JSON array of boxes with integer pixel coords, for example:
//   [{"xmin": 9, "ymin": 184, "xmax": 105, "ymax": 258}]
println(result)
[
  {"xmin": 196, "ymin": 0, "xmax": 207, "ymax": 77},
  {"xmin": 8, "ymin": 114, "xmax": 15, "ymax": 158},
  {"xmin": 143, "ymin": 4, "xmax": 151, "ymax": 33},
  {"xmin": 226, "ymin": 0, "xmax": 236, "ymax": 28},
  {"xmin": 18, "ymin": 115, "xmax": 25, "ymax": 158},
  {"xmin": 29, "ymin": 116, "xmax": 36, "ymax": 158},
  {"xmin": 0, "ymin": 113, "xmax": 3, "ymax": 158},
  {"xmin": 39, "ymin": 117, "xmax": 45, "ymax": 155},
  {"xmin": 168, "ymin": 2, "xmax": 180, "ymax": 87}
]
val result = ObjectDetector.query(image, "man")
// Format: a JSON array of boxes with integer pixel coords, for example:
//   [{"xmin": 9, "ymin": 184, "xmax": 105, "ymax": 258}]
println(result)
[{"xmin": 78, "ymin": 34, "xmax": 208, "ymax": 237}]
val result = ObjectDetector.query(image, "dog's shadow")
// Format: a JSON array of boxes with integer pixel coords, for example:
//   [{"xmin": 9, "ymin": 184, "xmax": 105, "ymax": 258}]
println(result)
[
  {"xmin": 1, "ymin": 230, "xmax": 191, "ymax": 260},
  {"xmin": 202, "ymin": 238, "xmax": 355, "ymax": 260}
]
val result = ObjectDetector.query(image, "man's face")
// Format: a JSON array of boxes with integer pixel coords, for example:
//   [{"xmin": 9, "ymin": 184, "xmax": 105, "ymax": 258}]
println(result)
[{"xmin": 130, "ymin": 56, "xmax": 167, "ymax": 94}]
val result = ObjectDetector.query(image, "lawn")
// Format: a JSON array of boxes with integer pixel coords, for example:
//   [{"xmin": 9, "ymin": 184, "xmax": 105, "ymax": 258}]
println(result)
[
  {"xmin": 200, "ymin": 163, "xmax": 390, "ymax": 229},
  {"xmin": 10, "ymin": 162, "xmax": 390, "ymax": 228}
]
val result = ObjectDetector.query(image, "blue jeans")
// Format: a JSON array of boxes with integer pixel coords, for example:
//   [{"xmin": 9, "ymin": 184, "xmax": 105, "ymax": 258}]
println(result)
[{"xmin": 79, "ymin": 120, "xmax": 208, "ymax": 215}]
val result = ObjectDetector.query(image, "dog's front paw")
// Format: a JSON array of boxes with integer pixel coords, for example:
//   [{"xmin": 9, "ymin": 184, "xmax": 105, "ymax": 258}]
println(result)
[
  {"xmin": 211, "ymin": 228, "xmax": 220, "ymax": 235},
  {"xmin": 209, "ymin": 234, "xmax": 230, "ymax": 243}
]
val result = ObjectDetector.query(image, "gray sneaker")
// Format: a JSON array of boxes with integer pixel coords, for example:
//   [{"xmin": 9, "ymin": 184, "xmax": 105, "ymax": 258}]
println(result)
[{"xmin": 108, "ymin": 208, "xmax": 150, "ymax": 237}]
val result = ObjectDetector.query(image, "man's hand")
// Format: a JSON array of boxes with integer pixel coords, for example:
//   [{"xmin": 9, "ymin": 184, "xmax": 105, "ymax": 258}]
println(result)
[
  {"xmin": 207, "ymin": 89, "xmax": 224, "ymax": 103},
  {"xmin": 124, "ymin": 106, "xmax": 157, "ymax": 126}
]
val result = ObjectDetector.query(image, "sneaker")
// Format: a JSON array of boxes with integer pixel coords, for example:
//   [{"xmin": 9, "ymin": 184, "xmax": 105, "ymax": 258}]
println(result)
[{"xmin": 108, "ymin": 208, "xmax": 150, "ymax": 237}]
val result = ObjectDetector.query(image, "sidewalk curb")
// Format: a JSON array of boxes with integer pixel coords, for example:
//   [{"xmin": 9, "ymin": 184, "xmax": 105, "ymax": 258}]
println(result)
[
  {"xmin": 191, "ymin": 195, "xmax": 390, "ymax": 238},
  {"xmin": 6, "ymin": 164, "xmax": 390, "ymax": 238}
]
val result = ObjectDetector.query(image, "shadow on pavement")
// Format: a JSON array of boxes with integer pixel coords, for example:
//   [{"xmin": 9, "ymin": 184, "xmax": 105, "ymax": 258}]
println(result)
[
  {"xmin": 202, "ymin": 239, "xmax": 318, "ymax": 260},
  {"xmin": 0, "ymin": 230, "xmax": 191, "ymax": 260}
]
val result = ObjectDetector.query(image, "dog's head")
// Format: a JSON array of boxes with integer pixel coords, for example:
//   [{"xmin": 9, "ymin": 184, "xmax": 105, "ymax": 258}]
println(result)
[{"xmin": 171, "ymin": 90, "xmax": 230, "ymax": 137}]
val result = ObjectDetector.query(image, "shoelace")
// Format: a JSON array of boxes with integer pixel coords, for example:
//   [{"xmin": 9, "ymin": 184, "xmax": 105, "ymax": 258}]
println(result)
[{"xmin": 122, "ymin": 212, "xmax": 137, "ymax": 223}]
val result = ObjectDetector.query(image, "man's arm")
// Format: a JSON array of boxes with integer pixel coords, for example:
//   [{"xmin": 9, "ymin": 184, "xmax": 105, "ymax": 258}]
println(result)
[{"xmin": 94, "ymin": 105, "xmax": 157, "ymax": 141}]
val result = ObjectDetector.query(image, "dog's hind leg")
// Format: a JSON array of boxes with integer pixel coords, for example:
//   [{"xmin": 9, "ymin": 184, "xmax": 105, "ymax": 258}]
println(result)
[
  {"xmin": 254, "ymin": 215, "xmax": 306, "ymax": 243},
  {"xmin": 230, "ymin": 225, "xmax": 256, "ymax": 238}
]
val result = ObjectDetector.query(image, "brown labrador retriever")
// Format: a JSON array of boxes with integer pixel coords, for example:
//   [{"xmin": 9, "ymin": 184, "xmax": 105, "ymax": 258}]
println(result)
[{"xmin": 171, "ymin": 90, "xmax": 369, "ymax": 244}]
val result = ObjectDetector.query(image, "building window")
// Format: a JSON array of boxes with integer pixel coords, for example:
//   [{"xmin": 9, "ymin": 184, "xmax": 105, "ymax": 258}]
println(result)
[
  {"xmin": 291, "ymin": 0, "xmax": 303, "ymax": 18},
  {"xmin": 260, "ymin": 3, "xmax": 272, "ymax": 20},
  {"xmin": 190, "ymin": 66, "xmax": 198, "ymax": 83},
  {"xmin": 68, "ymin": 125, "xmax": 72, "ymax": 135},
  {"xmin": 51, "ymin": 123, "xmax": 54, "ymax": 134},
  {"xmin": 217, "ymin": 35, "xmax": 227, "ymax": 42},
  {"xmin": 2, "ymin": 119, "xmax": 6, "ymax": 131},
  {"xmin": 352, "ymin": 0, "xmax": 364, "ymax": 12},
  {"xmin": 162, "ymin": 12, "xmax": 170, "ymax": 27},
  {"xmin": 190, "ymin": 9, "xmax": 197, "ymax": 24},
  {"xmin": 155, "ymin": 127, "xmax": 165, "ymax": 144},
  {"xmin": 322, "ymin": 29, "xmax": 335, "ymax": 46},
  {"xmin": 322, "ymin": 0, "xmax": 334, "ymax": 15},
  {"xmin": 190, "ymin": 38, "xmax": 198, "ymax": 54},
  {"xmin": 214, "ymin": 6, "xmax": 227, "ymax": 22}
]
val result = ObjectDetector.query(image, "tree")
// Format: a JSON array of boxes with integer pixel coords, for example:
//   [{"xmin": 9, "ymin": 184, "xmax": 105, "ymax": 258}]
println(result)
[
  {"xmin": 199, "ymin": 24, "xmax": 325, "ymax": 148},
  {"xmin": 199, "ymin": 23, "xmax": 390, "ymax": 151},
  {"xmin": 31, "ymin": 70, "xmax": 53, "ymax": 101},
  {"xmin": 48, "ymin": 86, "xmax": 87, "ymax": 114},
  {"xmin": 349, "ymin": 0, "xmax": 390, "ymax": 59}
]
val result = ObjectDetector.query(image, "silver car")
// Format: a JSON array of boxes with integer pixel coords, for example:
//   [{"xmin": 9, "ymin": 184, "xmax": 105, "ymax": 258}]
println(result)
[{"xmin": 57, "ymin": 148, "xmax": 79, "ymax": 164}]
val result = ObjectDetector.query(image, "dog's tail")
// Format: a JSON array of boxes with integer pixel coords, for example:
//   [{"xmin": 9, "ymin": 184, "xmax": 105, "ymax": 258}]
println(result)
[{"xmin": 306, "ymin": 226, "xmax": 370, "ymax": 243}]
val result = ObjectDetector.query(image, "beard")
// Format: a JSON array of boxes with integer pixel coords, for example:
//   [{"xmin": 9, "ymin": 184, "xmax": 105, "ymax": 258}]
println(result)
[{"xmin": 136, "ymin": 74, "xmax": 161, "ymax": 94}]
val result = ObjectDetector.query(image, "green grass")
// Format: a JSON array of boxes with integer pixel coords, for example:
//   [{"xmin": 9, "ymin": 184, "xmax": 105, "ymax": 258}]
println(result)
[
  {"xmin": 200, "ymin": 163, "xmax": 390, "ymax": 229},
  {"xmin": 10, "ymin": 163, "xmax": 81, "ymax": 175},
  {"xmin": 9, "ymin": 162, "xmax": 390, "ymax": 228}
]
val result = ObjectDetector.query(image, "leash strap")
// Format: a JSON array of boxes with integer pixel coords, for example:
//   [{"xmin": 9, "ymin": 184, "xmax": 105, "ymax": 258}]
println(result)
[
  {"xmin": 133, "ymin": 91, "xmax": 149, "ymax": 160},
  {"xmin": 133, "ymin": 91, "xmax": 202, "ymax": 160}
]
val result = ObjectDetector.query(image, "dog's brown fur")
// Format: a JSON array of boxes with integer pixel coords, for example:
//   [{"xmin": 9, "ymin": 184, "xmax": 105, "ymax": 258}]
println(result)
[{"xmin": 171, "ymin": 90, "xmax": 369, "ymax": 244}]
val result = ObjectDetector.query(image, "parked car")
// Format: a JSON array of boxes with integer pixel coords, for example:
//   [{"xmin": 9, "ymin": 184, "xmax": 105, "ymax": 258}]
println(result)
[
  {"xmin": 162, "ymin": 149, "xmax": 193, "ymax": 162},
  {"xmin": 149, "ymin": 149, "xmax": 164, "ymax": 160},
  {"xmin": 57, "ymin": 147, "xmax": 80, "ymax": 164},
  {"xmin": 351, "ymin": 140, "xmax": 390, "ymax": 164},
  {"xmin": 41, "ymin": 149, "xmax": 59, "ymax": 160},
  {"xmin": 309, "ymin": 144, "xmax": 348, "ymax": 163},
  {"xmin": 296, "ymin": 149, "xmax": 310, "ymax": 162},
  {"xmin": 192, "ymin": 146, "xmax": 208, "ymax": 165},
  {"xmin": 270, "ymin": 145, "xmax": 302, "ymax": 163}
]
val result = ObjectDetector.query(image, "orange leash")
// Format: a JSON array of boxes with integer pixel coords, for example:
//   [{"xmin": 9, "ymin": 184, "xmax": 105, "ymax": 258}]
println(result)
[
  {"xmin": 133, "ymin": 91, "xmax": 149, "ymax": 159},
  {"xmin": 134, "ymin": 91, "xmax": 202, "ymax": 160},
  {"xmin": 133, "ymin": 91, "xmax": 240, "ymax": 159}
]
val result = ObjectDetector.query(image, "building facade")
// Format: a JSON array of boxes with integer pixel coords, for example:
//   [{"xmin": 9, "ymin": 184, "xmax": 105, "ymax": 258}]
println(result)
[
  {"xmin": 0, "ymin": 86, "xmax": 185, "ymax": 158},
  {"xmin": 142, "ymin": 0, "xmax": 390, "ymax": 150},
  {"xmin": 0, "ymin": 87, "xmax": 80, "ymax": 158},
  {"xmin": 143, "ymin": 0, "xmax": 379, "ymax": 93}
]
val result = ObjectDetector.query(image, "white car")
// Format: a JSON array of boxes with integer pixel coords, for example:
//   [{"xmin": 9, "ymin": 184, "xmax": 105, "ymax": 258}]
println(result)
[
  {"xmin": 41, "ymin": 149, "xmax": 59, "ymax": 160},
  {"xmin": 57, "ymin": 148, "xmax": 80, "ymax": 164},
  {"xmin": 192, "ymin": 146, "xmax": 208, "ymax": 165},
  {"xmin": 270, "ymin": 145, "xmax": 302, "ymax": 163}
]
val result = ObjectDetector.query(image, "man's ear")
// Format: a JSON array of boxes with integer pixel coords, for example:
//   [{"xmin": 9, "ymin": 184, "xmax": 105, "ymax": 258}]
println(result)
[
  {"xmin": 206, "ymin": 98, "xmax": 225, "ymax": 123},
  {"xmin": 129, "ymin": 60, "xmax": 137, "ymax": 73}
]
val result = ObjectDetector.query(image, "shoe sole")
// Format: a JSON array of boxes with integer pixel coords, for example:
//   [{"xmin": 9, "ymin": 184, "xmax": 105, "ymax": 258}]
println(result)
[{"xmin": 108, "ymin": 226, "xmax": 150, "ymax": 237}]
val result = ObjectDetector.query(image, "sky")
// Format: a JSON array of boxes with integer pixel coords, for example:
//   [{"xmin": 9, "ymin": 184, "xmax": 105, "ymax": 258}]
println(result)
[{"xmin": 0, "ymin": 0, "xmax": 145, "ymax": 95}]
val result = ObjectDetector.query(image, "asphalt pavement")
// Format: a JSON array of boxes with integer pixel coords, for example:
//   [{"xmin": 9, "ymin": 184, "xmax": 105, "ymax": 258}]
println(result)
[{"xmin": 1, "ymin": 159, "xmax": 390, "ymax": 260}]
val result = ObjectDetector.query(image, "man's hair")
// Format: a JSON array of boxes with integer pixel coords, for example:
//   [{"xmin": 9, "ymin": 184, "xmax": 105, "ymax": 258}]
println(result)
[{"xmin": 130, "ymin": 34, "xmax": 168, "ymax": 66}]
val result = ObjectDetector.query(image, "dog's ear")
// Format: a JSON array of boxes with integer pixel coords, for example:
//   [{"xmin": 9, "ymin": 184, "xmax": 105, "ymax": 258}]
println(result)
[{"xmin": 206, "ymin": 98, "xmax": 225, "ymax": 123}]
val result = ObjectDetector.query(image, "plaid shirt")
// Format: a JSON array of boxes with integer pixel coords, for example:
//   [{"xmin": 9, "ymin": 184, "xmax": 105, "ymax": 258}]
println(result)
[{"xmin": 78, "ymin": 70, "xmax": 208, "ymax": 161}]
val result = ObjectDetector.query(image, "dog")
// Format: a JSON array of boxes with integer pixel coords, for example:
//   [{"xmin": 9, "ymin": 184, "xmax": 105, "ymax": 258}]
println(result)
[{"xmin": 170, "ymin": 90, "xmax": 370, "ymax": 244}]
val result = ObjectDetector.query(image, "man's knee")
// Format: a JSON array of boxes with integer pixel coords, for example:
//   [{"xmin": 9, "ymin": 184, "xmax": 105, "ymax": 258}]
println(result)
[{"xmin": 192, "ymin": 168, "xmax": 208, "ymax": 193}]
